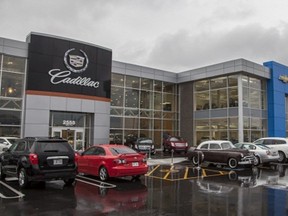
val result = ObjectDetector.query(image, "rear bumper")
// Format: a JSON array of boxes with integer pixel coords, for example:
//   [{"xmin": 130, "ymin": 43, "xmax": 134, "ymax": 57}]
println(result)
[
  {"xmin": 27, "ymin": 168, "xmax": 77, "ymax": 181},
  {"xmin": 261, "ymin": 155, "xmax": 280, "ymax": 163},
  {"xmin": 110, "ymin": 165, "xmax": 148, "ymax": 177},
  {"xmin": 171, "ymin": 146, "xmax": 188, "ymax": 152}
]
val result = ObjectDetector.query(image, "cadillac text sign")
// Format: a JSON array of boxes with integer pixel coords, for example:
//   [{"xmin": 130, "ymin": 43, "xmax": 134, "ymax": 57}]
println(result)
[{"xmin": 27, "ymin": 33, "xmax": 112, "ymax": 98}]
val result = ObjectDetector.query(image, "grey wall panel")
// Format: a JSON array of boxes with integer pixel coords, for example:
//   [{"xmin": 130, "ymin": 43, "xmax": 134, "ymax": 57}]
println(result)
[
  {"xmin": 194, "ymin": 111, "xmax": 209, "ymax": 119},
  {"xmin": 251, "ymin": 109, "xmax": 262, "ymax": 118},
  {"xmin": 50, "ymin": 96, "xmax": 66, "ymax": 110},
  {"xmin": 210, "ymin": 109, "xmax": 228, "ymax": 118},
  {"xmin": 66, "ymin": 98, "xmax": 82, "ymax": 112},
  {"xmin": 24, "ymin": 124, "xmax": 50, "ymax": 137},
  {"xmin": 228, "ymin": 108, "xmax": 238, "ymax": 116},
  {"xmin": 126, "ymin": 69, "xmax": 141, "ymax": 77},
  {"xmin": 93, "ymin": 126, "xmax": 110, "ymax": 144},
  {"xmin": 25, "ymin": 95, "xmax": 50, "ymax": 110},
  {"xmin": 94, "ymin": 113, "xmax": 110, "ymax": 127},
  {"xmin": 25, "ymin": 109, "xmax": 49, "ymax": 124},
  {"xmin": 81, "ymin": 99, "xmax": 95, "ymax": 113},
  {"xmin": 95, "ymin": 101, "xmax": 110, "ymax": 114},
  {"xmin": 112, "ymin": 66, "xmax": 125, "ymax": 74}
]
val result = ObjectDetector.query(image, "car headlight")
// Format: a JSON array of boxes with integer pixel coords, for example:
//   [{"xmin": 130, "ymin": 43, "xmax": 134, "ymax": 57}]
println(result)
[
  {"xmin": 171, "ymin": 142, "xmax": 175, "ymax": 147},
  {"xmin": 240, "ymin": 153, "xmax": 244, "ymax": 157}
]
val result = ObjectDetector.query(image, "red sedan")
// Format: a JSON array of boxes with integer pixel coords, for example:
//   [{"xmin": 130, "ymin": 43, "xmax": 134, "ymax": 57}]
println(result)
[{"xmin": 77, "ymin": 144, "xmax": 148, "ymax": 181}]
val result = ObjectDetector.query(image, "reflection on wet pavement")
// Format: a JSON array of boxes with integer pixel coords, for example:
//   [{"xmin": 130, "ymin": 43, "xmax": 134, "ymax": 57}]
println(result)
[{"xmin": 0, "ymin": 161, "xmax": 288, "ymax": 215}]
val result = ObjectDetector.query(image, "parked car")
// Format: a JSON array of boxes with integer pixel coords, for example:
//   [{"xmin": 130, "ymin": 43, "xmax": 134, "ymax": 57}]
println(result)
[
  {"xmin": 109, "ymin": 133, "xmax": 124, "ymax": 144},
  {"xmin": 234, "ymin": 142, "xmax": 279, "ymax": 166},
  {"xmin": 131, "ymin": 138, "xmax": 156, "ymax": 155},
  {"xmin": 187, "ymin": 140, "xmax": 255, "ymax": 169},
  {"xmin": 0, "ymin": 137, "xmax": 77, "ymax": 188},
  {"xmin": 77, "ymin": 144, "xmax": 148, "ymax": 181},
  {"xmin": 163, "ymin": 136, "xmax": 188, "ymax": 153},
  {"xmin": 0, "ymin": 137, "xmax": 19, "ymax": 152},
  {"xmin": 253, "ymin": 137, "xmax": 288, "ymax": 163}
]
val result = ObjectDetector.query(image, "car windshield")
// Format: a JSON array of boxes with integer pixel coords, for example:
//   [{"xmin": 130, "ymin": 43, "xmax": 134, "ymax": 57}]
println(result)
[
  {"xmin": 109, "ymin": 146, "xmax": 137, "ymax": 155},
  {"xmin": 170, "ymin": 137, "xmax": 183, "ymax": 142},
  {"xmin": 256, "ymin": 144, "xmax": 270, "ymax": 150},
  {"xmin": 139, "ymin": 139, "xmax": 153, "ymax": 144},
  {"xmin": 7, "ymin": 138, "xmax": 19, "ymax": 144},
  {"xmin": 35, "ymin": 141, "xmax": 72, "ymax": 153},
  {"xmin": 234, "ymin": 143, "xmax": 241, "ymax": 148}
]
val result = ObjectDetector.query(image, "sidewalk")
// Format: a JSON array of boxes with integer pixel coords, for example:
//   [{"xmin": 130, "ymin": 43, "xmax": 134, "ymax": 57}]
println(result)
[{"xmin": 147, "ymin": 157, "xmax": 188, "ymax": 166}]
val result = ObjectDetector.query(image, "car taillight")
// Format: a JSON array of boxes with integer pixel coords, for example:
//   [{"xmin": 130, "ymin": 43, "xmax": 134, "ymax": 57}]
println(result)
[
  {"xmin": 114, "ymin": 159, "xmax": 127, "ymax": 164},
  {"xmin": 29, "ymin": 153, "xmax": 39, "ymax": 165},
  {"xmin": 74, "ymin": 153, "xmax": 79, "ymax": 163}
]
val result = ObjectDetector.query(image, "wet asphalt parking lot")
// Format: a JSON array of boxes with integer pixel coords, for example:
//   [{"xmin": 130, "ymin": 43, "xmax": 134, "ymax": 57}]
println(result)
[{"xmin": 0, "ymin": 153, "xmax": 288, "ymax": 216}]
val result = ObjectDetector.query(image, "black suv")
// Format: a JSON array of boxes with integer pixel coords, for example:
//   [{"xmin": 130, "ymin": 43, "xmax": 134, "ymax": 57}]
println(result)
[{"xmin": 0, "ymin": 137, "xmax": 77, "ymax": 188}]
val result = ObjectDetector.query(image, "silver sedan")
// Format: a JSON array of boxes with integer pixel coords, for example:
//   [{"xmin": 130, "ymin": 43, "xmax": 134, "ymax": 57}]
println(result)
[{"xmin": 234, "ymin": 143, "xmax": 279, "ymax": 166}]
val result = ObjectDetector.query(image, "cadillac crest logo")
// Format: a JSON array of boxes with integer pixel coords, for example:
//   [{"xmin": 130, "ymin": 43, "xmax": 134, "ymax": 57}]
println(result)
[
  {"xmin": 64, "ymin": 48, "xmax": 89, "ymax": 73},
  {"xmin": 48, "ymin": 48, "xmax": 100, "ymax": 89}
]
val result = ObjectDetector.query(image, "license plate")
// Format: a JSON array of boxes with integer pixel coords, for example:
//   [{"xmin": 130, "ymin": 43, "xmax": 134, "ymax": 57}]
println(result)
[
  {"xmin": 53, "ymin": 159, "xmax": 63, "ymax": 165},
  {"xmin": 132, "ymin": 162, "xmax": 139, "ymax": 167}
]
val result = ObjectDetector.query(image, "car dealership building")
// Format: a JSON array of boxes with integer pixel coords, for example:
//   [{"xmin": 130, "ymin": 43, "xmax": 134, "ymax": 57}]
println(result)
[{"xmin": 0, "ymin": 32, "xmax": 288, "ymax": 150}]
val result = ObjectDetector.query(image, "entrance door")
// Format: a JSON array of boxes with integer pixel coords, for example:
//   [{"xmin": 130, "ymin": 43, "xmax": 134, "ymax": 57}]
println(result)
[{"xmin": 52, "ymin": 128, "xmax": 85, "ymax": 151}]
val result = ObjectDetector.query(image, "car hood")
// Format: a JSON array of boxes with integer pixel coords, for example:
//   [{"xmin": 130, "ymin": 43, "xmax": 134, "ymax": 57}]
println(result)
[{"xmin": 221, "ymin": 148, "xmax": 250, "ymax": 154}]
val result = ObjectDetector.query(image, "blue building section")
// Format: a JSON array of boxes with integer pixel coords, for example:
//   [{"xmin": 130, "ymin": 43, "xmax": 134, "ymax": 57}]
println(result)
[{"xmin": 264, "ymin": 61, "xmax": 288, "ymax": 137}]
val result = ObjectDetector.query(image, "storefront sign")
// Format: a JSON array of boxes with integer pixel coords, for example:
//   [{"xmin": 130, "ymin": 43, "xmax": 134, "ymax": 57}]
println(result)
[
  {"xmin": 62, "ymin": 120, "xmax": 76, "ymax": 126},
  {"xmin": 27, "ymin": 33, "xmax": 112, "ymax": 98},
  {"xmin": 279, "ymin": 75, "xmax": 288, "ymax": 83}
]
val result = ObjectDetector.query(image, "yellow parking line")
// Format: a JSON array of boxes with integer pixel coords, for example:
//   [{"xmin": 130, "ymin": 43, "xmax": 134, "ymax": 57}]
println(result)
[
  {"xmin": 202, "ymin": 169, "xmax": 207, "ymax": 177},
  {"xmin": 145, "ymin": 164, "xmax": 160, "ymax": 176},
  {"xmin": 184, "ymin": 167, "xmax": 189, "ymax": 179}
]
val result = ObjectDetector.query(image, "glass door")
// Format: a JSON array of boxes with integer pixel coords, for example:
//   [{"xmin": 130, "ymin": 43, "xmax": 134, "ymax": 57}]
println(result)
[{"xmin": 51, "ymin": 128, "xmax": 85, "ymax": 151}]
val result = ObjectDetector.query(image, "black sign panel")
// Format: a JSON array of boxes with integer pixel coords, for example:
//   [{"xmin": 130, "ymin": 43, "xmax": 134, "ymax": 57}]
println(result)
[{"xmin": 27, "ymin": 34, "xmax": 112, "ymax": 98}]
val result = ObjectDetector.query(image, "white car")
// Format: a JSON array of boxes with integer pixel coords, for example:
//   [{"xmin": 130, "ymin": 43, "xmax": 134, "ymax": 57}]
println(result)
[
  {"xmin": 253, "ymin": 137, "xmax": 288, "ymax": 163},
  {"xmin": 0, "ymin": 137, "xmax": 19, "ymax": 152},
  {"xmin": 234, "ymin": 142, "xmax": 279, "ymax": 166}
]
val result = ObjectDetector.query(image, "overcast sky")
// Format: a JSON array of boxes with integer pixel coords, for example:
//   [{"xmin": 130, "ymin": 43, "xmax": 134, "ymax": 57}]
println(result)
[{"xmin": 1, "ymin": 0, "xmax": 288, "ymax": 72}]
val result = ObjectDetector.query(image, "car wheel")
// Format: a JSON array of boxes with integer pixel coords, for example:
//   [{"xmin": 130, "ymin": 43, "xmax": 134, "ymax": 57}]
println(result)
[
  {"xmin": 0, "ymin": 162, "xmax": 6, "ymax": 180},
  {"xmin": 64, "ymin": 178, "xmax": 75, "ymax": 186},
  {"xmin": 192, "ymin": 155, "xmax": 200, "ymax": 166},
  {"xmin": 278, "ymin": 151, "xmax": 286, "ymax": 163},
  {"xmin": 254, "ymin": 156, "xmax": 260, "ymax": 166},
  {"xmin": 99, "ymin": 166, "xmax": 109, "ymax": 181},
  {"xmin": 18, "ymin": 168, "xmax": 30, "ymax": 189},
  {"xmin": 228, "ymin": 158, "xmax": 238, "ymax": 169}
]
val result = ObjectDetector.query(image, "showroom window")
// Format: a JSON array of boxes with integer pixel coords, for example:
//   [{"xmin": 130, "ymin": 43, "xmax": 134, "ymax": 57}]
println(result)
[
  {"xmin": 0, "ymin": 54, "xmax": 26, "ymax": 137},
  {"xmin": 110, "ymin": 73, "xmax": 179, "ymax": 148},
  {"xmin": 194, "ymin": 74, "xmax": 267, "ymax": 144}
]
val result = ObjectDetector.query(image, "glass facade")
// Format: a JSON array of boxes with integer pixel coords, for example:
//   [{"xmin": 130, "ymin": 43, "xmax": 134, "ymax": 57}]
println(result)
[
  {"xmin": 0, "ymin": 54, "xmax": 26, "ymax": 137},
  {"xmin": 194, "ymin": 74, "xmax": 267, "ymax": 144},
  {"xmin": 110, "ymin": 73, "xmax": 179, "ymax": 149}
]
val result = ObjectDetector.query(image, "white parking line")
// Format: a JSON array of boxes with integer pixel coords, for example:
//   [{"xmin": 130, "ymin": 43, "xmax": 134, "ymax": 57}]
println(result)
[
  {"xmin": 76, "ymin": 175, "xmax": 117, "ymax": 189},
  {"xmin": 0, "ymin": 181, "xmax": 25, "ymax": 199}
]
